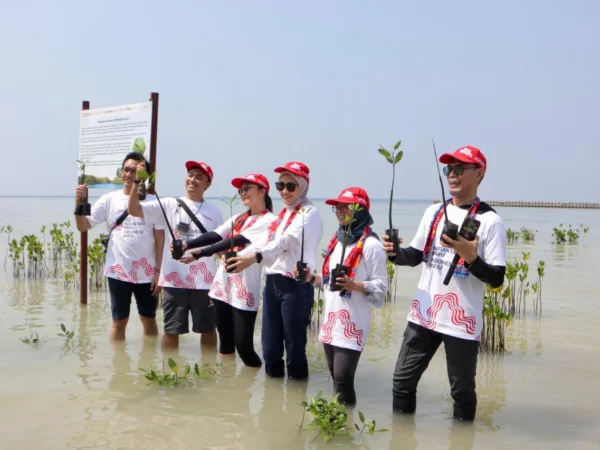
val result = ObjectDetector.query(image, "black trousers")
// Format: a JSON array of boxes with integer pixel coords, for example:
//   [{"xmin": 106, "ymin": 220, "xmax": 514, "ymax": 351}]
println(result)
[
  {"xmin": 262, "ymin": 274, "xmax": 314, "ymax": 379},
  {"xmin": 392, "ymin": 321, "xmax": 479, "ymax": 421},
  {"xmin": 323, "ymin": 343, "xmax": 362, "ymax": 405},
  {"xmin": 214, "ymin": 300, "xmax": 262, "ymax": 367}
]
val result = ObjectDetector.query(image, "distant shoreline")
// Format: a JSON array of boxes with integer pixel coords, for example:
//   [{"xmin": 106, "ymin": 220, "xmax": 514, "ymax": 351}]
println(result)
[{"xmin": 1, "ymin": 196, "xmax": 598, "ymax": 209}]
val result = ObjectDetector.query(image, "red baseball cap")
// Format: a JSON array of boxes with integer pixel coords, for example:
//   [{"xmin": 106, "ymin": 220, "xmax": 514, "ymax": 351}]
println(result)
[
  {"xmin": 185, "ymin": 161, "xmax": 213, "ymax": 181},
  {"xmin": 439, "ymin": 146, "xmax": 486, "ymax": 169},
  {"xmin": 325, "ymin": 187, "xmax": 370, "ymax": 210},
  {"xmin": 274, "ymin": 161, "xmax": 310, "ymax": 181},
  {"xmin": 231, "ymin": 173, "xmax": 270, "ymax": 192}
]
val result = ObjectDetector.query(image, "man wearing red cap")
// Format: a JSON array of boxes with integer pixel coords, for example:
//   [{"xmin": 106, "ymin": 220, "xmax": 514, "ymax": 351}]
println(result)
[
  {"xmin": 384, "ymin": 146, "xmax": 506, "ymax": 421},
  {"xmin": 128, "ymin": 161, "xmax": 223, "ymax": 350}
]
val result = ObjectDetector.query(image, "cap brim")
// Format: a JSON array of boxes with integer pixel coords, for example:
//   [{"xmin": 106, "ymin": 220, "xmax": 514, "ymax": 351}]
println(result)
[
  {"xmin": 439, "ymin": 153, "xmax": 472, "ymax": 164},
  {"xmin": 324, "ymin": 198, "xmax": 338, "ymax": 206},
  {"xmin": 186, "ymin": 161, "xmax": 212, "ymax": 180}
]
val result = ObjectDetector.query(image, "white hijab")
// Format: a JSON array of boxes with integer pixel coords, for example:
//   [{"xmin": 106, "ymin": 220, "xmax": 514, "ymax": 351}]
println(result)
[{"xmin": 281, "ymin": 171, "xmax": 311, "ymax": 210}]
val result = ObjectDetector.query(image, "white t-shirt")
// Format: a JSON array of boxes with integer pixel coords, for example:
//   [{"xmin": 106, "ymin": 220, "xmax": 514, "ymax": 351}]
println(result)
[
  {"xmin": 87, "ymin": 190, "xmax": 163, "ymax": 284},
  {"xmin": 262, "ymin": 203, "xmax": 323, "ymax": 278},
  {"xmin": 142, "ymin": 197, "xmax": 223, "ymax": 290},
  {"xmin": 318, "ymin": 236, "xmax": 388, "ymax": 351},
  {"xmin": 208, "ymin": 211, "xmax": 276, "ymax": 311},
  {"xmin": 408, "ymin": 202, "xmax": 507, "ymax": 341}
]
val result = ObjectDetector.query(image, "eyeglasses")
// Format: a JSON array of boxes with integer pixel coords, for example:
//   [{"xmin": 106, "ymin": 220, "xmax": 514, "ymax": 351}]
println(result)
[
  {"xmin": 237, "ymin": 185, "xmax": 256, "ymax": 195},
  {"xmin": 121, "ymin": 167, "xmax": 138, "ymax": 174},
  {"xmin": 275, "ymin": 181, "xmax": 297, "ymax": 192},
  {"xmin": 331, "ymin": 204, "xmax": 350, "ymax": 213},
  {"xmin": 443, "ymin": 164, "xmax": 478, "ymax": 176}
]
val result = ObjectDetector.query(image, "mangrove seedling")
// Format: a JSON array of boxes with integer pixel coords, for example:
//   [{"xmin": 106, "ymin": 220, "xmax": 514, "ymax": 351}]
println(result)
[
  {"xmin": 221, "ymin": 194, "xmax": 239, "ymax": 273},
  {"xmin": 132, "ymin": 137, "xmax": 147, "ymax": 155},
  {"xmin": 19, "ymin": 332, "xmax": 40, "ymax": 345},
  {"xmin": 378, "ymin": 140, "xmax": 403, "ymax": 255},
  {"xmin": 330, "ymin": 204, "xmax": 361, "ymax": 292},
  {"xmin": 295, "ymin": 206, "xmax": 308, "ymax": 283},
  {"xmin": 137, "ymin": 169, "xmax": 183, "ymax": 260},
  {"xmin": 141, "ymin": 359, "xmax": 223, "ymax": 386},
  {"xmin": 355, "ymin": 410, "xmax": 388, "ymax": 436},
  {"xmin": 299, "ymin": 391, "xmax": 351, "ymax": 442},
  {"xmin": 58, "ymin": 323, "xmax": 75, "ymax": 342},
  {"xmin": 75, "ymin": 159, "xmax": 91, "ymax": 216}
]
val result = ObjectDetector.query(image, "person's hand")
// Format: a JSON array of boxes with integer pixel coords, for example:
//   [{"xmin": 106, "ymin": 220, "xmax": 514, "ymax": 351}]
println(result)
[
  {"xmin": 441, "ymin": 234, "xmax": 479, "ymax": 265},
  {"xmin": 170, "ymin": 240, "xmax": 189, "ymax": 254},
  {"xmin": 75, "ymin": 184, "xmax": 88, "ymax": 203},
  {"xmin": 150, "ymin": 271, "xmax": 162, "ymax": 297},
  {"xmin": 136, "ymin": 161, "xmax": 147, "ymax": 176},
  {"xmin": 382, "ymin": 234, "xmax": 403, "ymax": 257},
  {"xmin": 335, "ymin": 273, "xmax": 358, "ymax": 291},
  {"xmin": 227, "ymin": 254, "xmax": 255, "ymax": 274},
  {"xmin": 179, "ymin": 254, "xmax": 197, "ymax": 264},
  {"xmin": 293, "ymin": 265, "xmax": 313, "ymax": 282}
]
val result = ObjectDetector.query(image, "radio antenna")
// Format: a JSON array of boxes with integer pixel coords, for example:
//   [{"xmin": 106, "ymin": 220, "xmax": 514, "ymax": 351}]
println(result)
[{"xmin": 432, "ymin": 138, "xmax": 450, "ymax": 223}]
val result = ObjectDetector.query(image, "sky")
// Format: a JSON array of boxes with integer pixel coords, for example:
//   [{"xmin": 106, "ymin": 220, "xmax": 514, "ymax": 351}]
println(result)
[{"xmin": 0, "ymin": 0, "xmax": 599, "ymax": 202}]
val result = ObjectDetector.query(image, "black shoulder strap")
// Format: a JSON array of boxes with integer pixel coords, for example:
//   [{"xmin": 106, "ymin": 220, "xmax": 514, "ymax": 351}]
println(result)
[
  {"xmin": 105, "ymin": 209, "xmax": 130, "ymax": 245},
  {"xmin": 176, "ymin": 198, "xmax": 208, "ymax": 234}
]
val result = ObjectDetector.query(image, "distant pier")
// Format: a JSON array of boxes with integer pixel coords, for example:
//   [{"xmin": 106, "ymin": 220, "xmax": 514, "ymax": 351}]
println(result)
[{"xmin": 488, "ymin": 201, "xmax": 599, "ymax": 210}]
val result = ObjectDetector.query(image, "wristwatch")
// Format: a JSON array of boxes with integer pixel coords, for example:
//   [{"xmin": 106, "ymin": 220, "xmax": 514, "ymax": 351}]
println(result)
[
  {"xmin": 309, "ymin": 274, "xmax": 316, "ymax": 284},
  {"xmin": 255, "ymin": 252, "xmax": 263, "ymax": 263}
]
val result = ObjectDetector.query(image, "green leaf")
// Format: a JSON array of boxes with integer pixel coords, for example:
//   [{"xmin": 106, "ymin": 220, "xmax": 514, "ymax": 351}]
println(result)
[
  {"xmin": 378, "ymin": 428, "xmax": 389, "ymax": 432},
  {"xmin": 394, "ymin": 140, "xmax": 402, "ymax": 150},
  {"xmin": 194, "ymin": 363, "xmax": 200, "ymax": 377},
  {"xmin": 394, "ymin": 150, "xmax": 403, "ymax": 164},
  {"xmin": 378, "ymin": 148, "xmax": 393, "ymax": 164},
  {"xmin": 61, "ymin": 324, "xmax": 66, "ymax": 332},
  {"xmin": 354, "ymin": 423, "xmax": 360, "ymax": 431},
  {"xmin": 137, "ymin": 170, "xmax": 149, "ymax": 180},
  {"xmin": 358, "ymin": 410, "xmax": 365, "ymax": 423},
  {"xmin": 168, "ymin": 358, "xmax": 177, "ymax": 371}
]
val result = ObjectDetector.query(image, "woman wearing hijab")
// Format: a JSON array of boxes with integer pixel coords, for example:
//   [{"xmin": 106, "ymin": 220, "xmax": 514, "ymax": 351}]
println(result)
[
  {"xmin": 175, "ymin": 174, "xmax": 275, "ymax": 367},
  {"xmin": 298, "ymin": 187, "xmax": 387, "ymax": 404},
  {"xmin": 228, "ymin": 162, "xmax": 323, "ymax": 379}
]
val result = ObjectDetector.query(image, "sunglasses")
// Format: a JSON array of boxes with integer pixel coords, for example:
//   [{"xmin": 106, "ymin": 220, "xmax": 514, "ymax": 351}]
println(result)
[
  {"xmin": 443, "ymin": 164, "xmax": 478, "ymax": 176},
  {"xmin": 331, "ymin": 204, "xmax": 351, "ymax": 213},
  {"xmin": 275, "ymin": 181, "xmax": 298, "ymax": 192},
  {"xmin": 237, "ymin": 185, "xmax": 259, "ymax": 195}
]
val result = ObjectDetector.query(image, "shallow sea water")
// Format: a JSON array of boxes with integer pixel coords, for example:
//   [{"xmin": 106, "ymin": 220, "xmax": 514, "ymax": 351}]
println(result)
[{"xmin": 1, "ymin": 196, "xmax": 599, "ymax": 449}]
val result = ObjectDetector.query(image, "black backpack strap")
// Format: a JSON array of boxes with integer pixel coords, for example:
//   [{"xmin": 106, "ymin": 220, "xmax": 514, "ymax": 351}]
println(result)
[
  {"xmin": 176, "ymin": 198, "xmax": 208, "ymax": 234},
  {"xmin": 103, "ymin": 209, "xmax": 130, "ymax": 251}
]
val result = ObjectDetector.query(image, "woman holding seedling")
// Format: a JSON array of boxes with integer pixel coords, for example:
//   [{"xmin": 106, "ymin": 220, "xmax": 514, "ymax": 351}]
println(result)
[
  {"xmin": 227, "ymin": 162, "xmax": 323, "ymax": 379},
  {"xmin": 298, "ymin": 187, "xmax": 388, "ymax": 405},
  {"xmin": 177, "ymin": 174, "xmax": 274, "ymax": 367}
]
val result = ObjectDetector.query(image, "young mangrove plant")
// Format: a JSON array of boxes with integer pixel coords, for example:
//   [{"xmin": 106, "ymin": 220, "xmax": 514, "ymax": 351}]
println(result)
[
  {"xmin": 19, "ymin": 332, "xmax": 40, "ymax": 345},
  {"xmin": 58, "ymin": 323, "xmax": 75, "ymax": 342},
  {"xmin": 1, "ymin": 225, "xmax": 13, "ymax": 269},
  {"xmin": 299, "ymin": 391, "xmax": 385, "ymax": 443},
  {"xmin": 481, "ymin": 285, "xmax": 512, "ymax": 354},
  {"xmin": 88, "ymin": 234, "xmax": 107, "ymax": 291},
  {"xmin": 299, "ymin": 391, "xmax": 351, "ymax": 442},
  {"xmin": 330, "ymin": 204, "xmax": 362, "ymax": 293},
  {"xmin": 552, "ymin": 223, "xmax": 589, "ymax": 244},
  {"xmin": 378, "ymin": 140, "xmax": 403, "ymax": 256},
  {"xmin": 221, "ymin": 194, "xmax": 239, "ymax": 273},
  {"xmin": 75, "ymin": 159, "xmax": 91, "ymax": 216},
  {"xmin": 385, "ymin": 258, "xmax": 397, "ymax": 303},
  {"xmin": 355, "ymin": 410, "xmax": 388, "ymax": 437},
  {"xmin": 532, "ymin": 260, "xmax": 546, "ymax": 316},
  {"xmin": 295, "ymin": 206, "xmax": 308, "ymax": 283},
  {"xmin": 140, "ymin": 358, "xmax": 223, "ymax": 386}
]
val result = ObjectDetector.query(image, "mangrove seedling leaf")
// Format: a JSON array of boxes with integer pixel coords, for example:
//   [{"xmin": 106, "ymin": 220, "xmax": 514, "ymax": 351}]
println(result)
[
  {"xmin": 137, "ymin": 170, "xmax": 149, "ymax": 180},
  {"xmin": 394, "ymin": 150, "xmax": 403, "ymax": 164},
  {"xmin": 378, "ymin": 148, "xmax": 393, "ymax": 164},
  {"xmin": 355, "ymin": 423, "xmax": 360, "ymax": 431},
  {"xmin": 61, "ymin": 323, "xmax": 66, "ymax": 333},
  {"xmin": 394, "ymin": 140, "xmax": 402, "ymax": 150},
  {"xmin": 168, "ymin": 358, "xmax": 177, "ymax": 371},
  {"xmin": 358, "ymin": 410, "xmax": 365, "ymax": 423}
]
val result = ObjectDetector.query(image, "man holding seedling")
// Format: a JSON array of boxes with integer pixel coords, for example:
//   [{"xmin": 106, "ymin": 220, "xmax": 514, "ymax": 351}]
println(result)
[
  {"xmin": 75, "ymin": 152, "xmax": 165, "ymax": 341},
  {"xmin": 128, "ymin": 161, "xmax": 223, "ymax": 351},
  {"xmin": 383, "ymin": 146, "xmax": 506, "ymax": 421}
]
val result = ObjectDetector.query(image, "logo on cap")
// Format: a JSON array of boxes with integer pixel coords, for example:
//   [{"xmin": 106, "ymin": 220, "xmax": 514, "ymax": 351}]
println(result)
[
  {"xmin": 341, "ymin": 190, "xmax": 354, "ymax": 198},
  {"xmin": 247, "ymin": 175, "xmax": 256, "ymax": 180},
  {"xmin": 290, "ymin": 163, "xmax": 301, "ymax": 171},
  {"xmin": 459, "ymin": 148, "xmax": 473, "ymax": 157}
]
